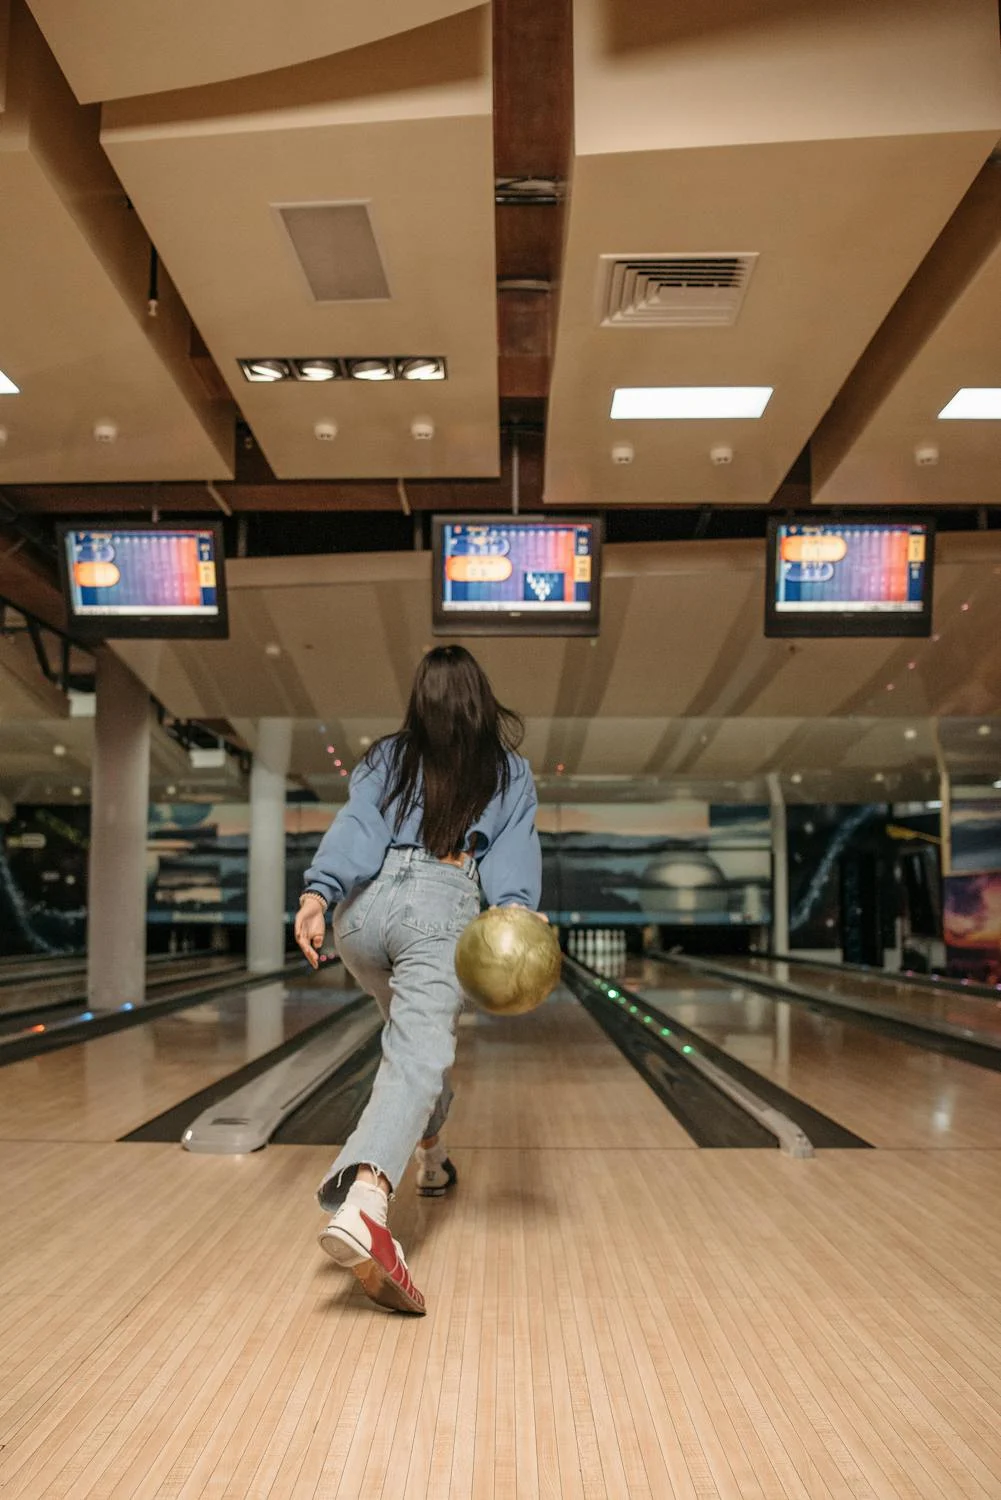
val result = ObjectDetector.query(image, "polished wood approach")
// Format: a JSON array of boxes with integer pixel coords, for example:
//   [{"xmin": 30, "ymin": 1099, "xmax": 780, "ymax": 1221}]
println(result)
[
  {"xmin": 2, "ymin": 986, "xmax": 1001, "ymax": 1496},
  {"xmin": 449, "ymin": 996, "xmax": 694, "ymax": 1151}
]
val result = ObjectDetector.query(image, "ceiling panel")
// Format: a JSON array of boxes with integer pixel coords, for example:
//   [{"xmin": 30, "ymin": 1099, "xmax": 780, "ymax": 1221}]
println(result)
[
  {"xmin": 0, "ymin": 635, "xmax": 68, "ymax": 718},
  {"xmin": 0, "ymin": 4, "xmax": 232, "ymax": 484},
  {"xmin": 27, "ymin": 0, "xmax": 482, "ymax": 104},
  {"xmin": 0, "ymin": 714, "xmax": 241, "ymax": 803},
  {"xmin": 100, "ymin": 9, "xmax": 498, "ymax": 482},
  {"xmin": 543, "ymin": 0, "xmax": 1001, "ymax": 507},
  {"xmin": 813, "ymin": 162, "xmax": 1001, "ymax": 506},
  {"xmin": 107, "ymin": 537, "xmax": 1001, "ymax": 785}
]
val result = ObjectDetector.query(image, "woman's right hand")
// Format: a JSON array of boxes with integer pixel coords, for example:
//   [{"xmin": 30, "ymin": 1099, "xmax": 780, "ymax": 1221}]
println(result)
[{"xmin": 294, "ymin": 901, "xmax": 326, "ymax": 970}]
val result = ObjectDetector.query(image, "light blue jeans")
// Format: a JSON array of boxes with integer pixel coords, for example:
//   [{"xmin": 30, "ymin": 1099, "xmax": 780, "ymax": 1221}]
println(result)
[{"xmin": 317, "ymin": 847, "xmax": 481, "ymax": 1211}]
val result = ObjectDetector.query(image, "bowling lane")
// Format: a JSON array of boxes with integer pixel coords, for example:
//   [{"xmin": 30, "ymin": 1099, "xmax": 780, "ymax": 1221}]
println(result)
[
  {"xmin": 635, "ymin": 960, "xmax": 1001, "ymax": 1149},
  {"xmin": 445, "ymin": 986, "xmax": 697, "ymax": 1151},
  {"xmin": 0, "ymin": 953, "xmax": 243, "ymax": 1018},
  {"xmin": 0, "ymin": 966, "xmax": 355, "ymax": 1144},
  {"xmin": 730, "ymin": 954, "xmax": 1001, "ymax": 1042}
]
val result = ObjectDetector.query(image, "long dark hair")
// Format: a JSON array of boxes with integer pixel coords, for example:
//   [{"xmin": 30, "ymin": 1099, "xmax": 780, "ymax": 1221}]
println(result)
[{"xmin": 369, "ymin": 645, "xmax": 524, "ymax": 857}]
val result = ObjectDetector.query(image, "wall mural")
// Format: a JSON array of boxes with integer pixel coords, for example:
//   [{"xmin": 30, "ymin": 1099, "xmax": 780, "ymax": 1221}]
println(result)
[
  {"xmin": 538, "ymin": 802, "xmax": 772, "ymax": 927},
  {"xmin": 1, "ymin": 796, "xmax": 773, "ymax": 954},
  {"xmin": 0, "ymin": 794, "xmax": 954, "ymax": 962},
  {"xmin": 0, "ymin": 805, "xmax": 89, "ymax": 955},
  {"xmin": 786, "ymin": 803, "xmax": 886, "ymax": 950},
  {"xmin": 146, "ymin": 801, "xmax": 335, "ymax": 926},
  {"xmin": 944, "ymin": 800, "xmax": 1001, "ymax": 983},
  {"xmin": 0, "ymin": 801, "xmax": 338, "ymax": 955}
]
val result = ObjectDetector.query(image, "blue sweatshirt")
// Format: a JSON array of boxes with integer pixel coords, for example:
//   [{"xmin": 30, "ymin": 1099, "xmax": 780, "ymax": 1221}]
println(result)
[{"xmin": 303, "ymin": 740, "xmax": 542, "ymax": 911}]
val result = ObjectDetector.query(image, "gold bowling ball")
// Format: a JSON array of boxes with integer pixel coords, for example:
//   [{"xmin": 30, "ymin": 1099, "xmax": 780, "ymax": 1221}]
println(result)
[{"xmin": 455, "ymin": 906, "xmax": 561, "ymax": 1016}]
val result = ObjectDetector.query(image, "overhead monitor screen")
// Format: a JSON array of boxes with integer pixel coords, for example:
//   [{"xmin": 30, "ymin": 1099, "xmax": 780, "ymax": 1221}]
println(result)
[
  {"xmin": 765, "ymin": 517, "xmax": 934, "ymax": 638},
  {"xmin": 432, "ymin": 516, "xmax": 602, "ymax": 636},
  {"xmin": 58, "ymin": 524, "xmax": 229, "ymax": 639}
]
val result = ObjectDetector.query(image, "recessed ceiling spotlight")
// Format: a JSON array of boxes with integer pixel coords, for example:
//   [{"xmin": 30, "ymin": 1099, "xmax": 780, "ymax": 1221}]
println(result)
[
  {"xmin": 294, "ymin": 358, "xmax": 340, "ymax": 382},
  {"xmin": 399, "ymin": 357, "xmax": 446, "ymax": 382},
  {"xmin": 239, "ymin": 359, "xmax": 291, "ymax": 383},
  {"xmin": 264, "ymin": 643, "xmax": 282, "ymax": 658},
  {"xmin": 166, "ymin": 784, "xmax": 177, "ymax": 796},
  {"xmin": 790, "ymin": 772, "xmax": 803, "ymax": 784},
  {"xmin": 938, "ymin": 388, "xmax": 1001, "ymax": 420},
  {"xmin": 52, "ymin": 743, "xmax": 67, "ymax": 757},
  {"xmin": 71, "ymin": 785, "xmax": 82, "ymax": 796},
  {"xmin": 349, "ymin": 358, "xmax": 395, "ymax": 382},
  {"xmin": 314, "ymin": 420, "xmax": 338, "ymax": 442},
  {"xmin": 978, "ymin": 724, "xmax": 991, "ymax": 736},
  {"xmin": 610, "ymin": 386, "xmax": 773, "ymax": 420},
  {"xmin": 904, "ymin": 728, "xmax": 918, "ymax": 741},
  {"xmin": 0, "ymin": 368, "xmax": 19, "ymax": 395},
  {"xmin": 873, "ymin": 772, "xmax": 886, "ymax": 782}
]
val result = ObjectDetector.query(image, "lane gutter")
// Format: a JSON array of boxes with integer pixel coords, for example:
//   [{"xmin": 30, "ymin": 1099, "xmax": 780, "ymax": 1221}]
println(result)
[{"xmin": 564, "ymin": 958, "xmax": 819, "ymax": 1157}]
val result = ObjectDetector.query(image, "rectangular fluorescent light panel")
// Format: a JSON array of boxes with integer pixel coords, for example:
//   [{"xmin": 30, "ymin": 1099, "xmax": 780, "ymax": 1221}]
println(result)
[
  {"xmin": 938, "ymin": 388, "xmax": 1001, "ymax": 419},
  {"xmin": 0, "ymin": 368, "xmax": 19, "ymax": 394},
  {"xmin": 610, "ymin": 386, "xmax": 772, "ymax": 419}
]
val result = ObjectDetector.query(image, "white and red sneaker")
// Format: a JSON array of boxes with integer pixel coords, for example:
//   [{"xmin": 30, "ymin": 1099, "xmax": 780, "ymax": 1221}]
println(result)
[{"xmin": 319, "ymin": 1206, "xmax": 426, "ymax": 1315}]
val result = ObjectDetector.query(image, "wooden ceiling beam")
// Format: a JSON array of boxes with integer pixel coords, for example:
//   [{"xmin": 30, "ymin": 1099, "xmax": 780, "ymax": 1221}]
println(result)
[{"xmin": 0, "ymin": 523, "xmax": 65, "ymax": 629}]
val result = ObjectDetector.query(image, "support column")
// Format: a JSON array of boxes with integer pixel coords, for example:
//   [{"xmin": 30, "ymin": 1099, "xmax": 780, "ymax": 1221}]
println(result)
[
  {"xmin": 767, "ymin": 772, "xmax": 789, "ymax": 958},
  {"xmin": 87, "ymin": 649, "xmax": 152, "ymax": 1008},
  {"xmin": 247, "ymin": 718, "xmax": 292, "ymax": 973}
]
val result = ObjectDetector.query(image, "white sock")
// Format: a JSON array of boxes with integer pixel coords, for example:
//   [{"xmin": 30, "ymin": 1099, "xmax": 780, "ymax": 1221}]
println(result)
[
  {"xmin": 417, "ymin": 1138, "xmax": 447, "ymax": 1167},
  {"xmin": 343, "ymin": 1177, "xmax": 389, "ymax": 1224}
]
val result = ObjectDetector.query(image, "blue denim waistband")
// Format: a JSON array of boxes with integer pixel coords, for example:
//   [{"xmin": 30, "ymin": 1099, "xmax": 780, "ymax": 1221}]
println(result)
[{"xmin": 382, "ymin": 846, "xmax": 479, "ymax": 882}]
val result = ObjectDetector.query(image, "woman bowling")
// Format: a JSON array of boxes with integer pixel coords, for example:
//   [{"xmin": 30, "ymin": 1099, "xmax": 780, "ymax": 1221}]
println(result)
[{"xmin": 294, "ymin": 645, "xmax": 543, "ymax": 1315}]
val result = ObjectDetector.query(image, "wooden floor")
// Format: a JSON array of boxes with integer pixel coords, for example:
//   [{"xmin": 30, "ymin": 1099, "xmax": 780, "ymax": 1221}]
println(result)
[{"xmin": 3, "ymin": 988, "xmax": 1001, "ymax": 1497}]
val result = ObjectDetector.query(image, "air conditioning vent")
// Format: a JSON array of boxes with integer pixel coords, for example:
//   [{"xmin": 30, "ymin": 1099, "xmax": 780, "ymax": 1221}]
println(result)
[
  {"xmin": 276, "ymin": 203, "xmax": 390, "ymax": 303},
  {"xmin": 600, "ymin": 253, "xmax": 757, "ymax": 328}
]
